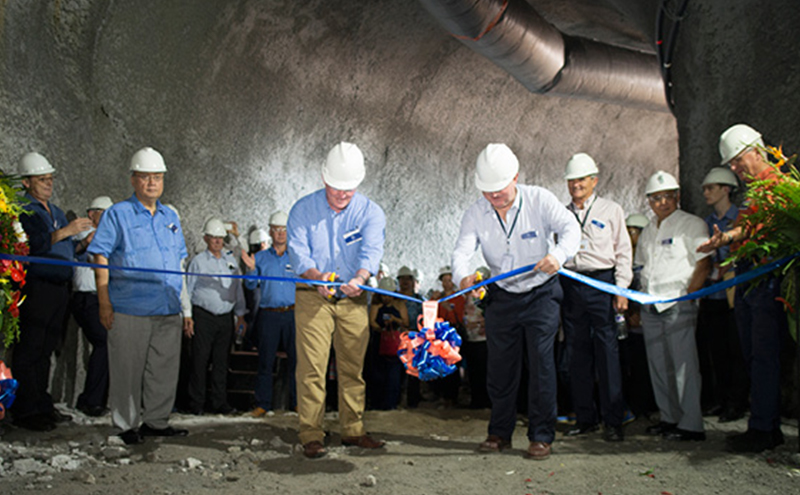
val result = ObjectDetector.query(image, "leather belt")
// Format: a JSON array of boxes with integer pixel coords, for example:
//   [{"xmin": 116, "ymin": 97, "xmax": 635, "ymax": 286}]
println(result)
[{"xmin": 261, "ymin": 305, "xmax": 295, "ymax": 312}]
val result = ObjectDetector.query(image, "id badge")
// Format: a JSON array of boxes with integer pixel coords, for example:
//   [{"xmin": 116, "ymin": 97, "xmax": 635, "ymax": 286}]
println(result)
[
  {"xmin": 501, "ymin": 252, "xmax": 514, "ymax": 273},
  {"xmin": 579, "ymin": 237, "xmax": 589, "ymax": 252}
]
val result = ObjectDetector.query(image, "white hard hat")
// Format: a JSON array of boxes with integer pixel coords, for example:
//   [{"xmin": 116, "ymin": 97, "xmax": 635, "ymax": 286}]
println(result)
[
  {"xmin": 397, "ymin": 265, "xmax": 415, "ymax": 278},
  {"xmin": 475, "ymin": 144, "xmax": 519, "ymax": 192},
  {"xmin": 625, "ymin": 213, "xmax": 649, "ymax": 229},
  {"xmin": 269, "ymin": 211, "xmax": 288, "ymax": 227},
  {"xmin": 19, "ymin": 152, "xmax": 56, "ymax": 176},
  {"xmin": 249, "ymin": 228, "xmax": 269, "ymax": 245},
  {"xmin": 88, "ymin": 196, "xmax": 113, "ymax": 211},
  {"xmin": 130, "ymin": 147, "xmax": 167, "ymax": 173},
  {"xmin": 438, "ymin": 265, "xmax": 452, "ymax": 279},
  {"xmin": 378, "ymin": 276, "xmax": 397, "ymax": 292},
  {"xmin": 322, "ymin": 142, "xmax": 365, "ymax": 190},
  {"xmin": 204, "ymin": 217, "xmax": 226, "ymax": 237},
  {"xmin": 564, "ymin": 153, "xmax": 599, "ymax": 180},
  {"xmin": 645, "ymin": 170, "xmax": 679, "ymax": 195},
  {"xmin": 702, "ymin": 167, "xmax": 739, "ymax": 189},
  {"xmin": 719, "ymin": 124, "xmax": 763, "ymax": 165}
]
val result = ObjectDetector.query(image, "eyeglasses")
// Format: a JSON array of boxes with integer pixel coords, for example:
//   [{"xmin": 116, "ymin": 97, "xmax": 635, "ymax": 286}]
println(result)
[
  {"xmin": 270, "ymin": 226, "xmax": 287, "ymax": 232},
  {"xmin": 133, "ymin": 173, "xmax": 164, "ymax": 183},
  {"xmin": 647, "ymin": 192, "xmax": 677, "ymax": 203}
]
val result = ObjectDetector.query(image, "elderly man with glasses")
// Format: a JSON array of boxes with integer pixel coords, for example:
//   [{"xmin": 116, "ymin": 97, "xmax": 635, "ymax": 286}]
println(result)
[{"xmin": 635, "ymin": 171, "xmax": 712, "ymax": 442}]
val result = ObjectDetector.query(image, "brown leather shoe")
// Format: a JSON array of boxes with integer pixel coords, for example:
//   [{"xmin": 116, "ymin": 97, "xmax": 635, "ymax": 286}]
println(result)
[
  {"xmin": 341, "ymin": 435, "xmax": 386, "ymax": 449},
  {"xmin": 478, "ymin": 435, "xmax": 512, "ymax": 453},
  {"xmin": 302, "ymin": 440, "xmax": 327, "ymax": 459},
  {"xmin": 526, "ymin": 441, "xmax": 551, "ymax": 460}
]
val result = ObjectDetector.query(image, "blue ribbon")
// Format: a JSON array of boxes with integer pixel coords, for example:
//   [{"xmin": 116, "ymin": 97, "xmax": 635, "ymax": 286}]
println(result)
[
  {"xmin": 440, "ymin": 252, "xmax": 800, "ymax": 306},
  {"xmin": 3, "ymin": 251, "xmax": 797, "ymax": 307},
  {"xmin": 0, "ymin": 253, "xmax": 425, "ymax": 305}
]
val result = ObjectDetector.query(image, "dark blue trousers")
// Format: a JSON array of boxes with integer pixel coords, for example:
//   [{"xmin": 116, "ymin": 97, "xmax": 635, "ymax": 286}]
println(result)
[
  {"xmin": 560, "ymin": 270, "xmax": 625, "ymax": 427},
  {"xmin": 12, "ymin": 278, "xmax": 69, "ymax": 419},
  {"xmin": 485, "ymin": 277, "xmax": 561, "ymax": 443},
  {"xmin": 734, "ymin": 271, "xmax": 786, "ymax": 432},
  {"xmin": 254, "ymin": 309, "xmax": 296, "ymax": 410},
  {"xmin": 71, "ymin": 291, "xmax": 109, "ymax": 409}
]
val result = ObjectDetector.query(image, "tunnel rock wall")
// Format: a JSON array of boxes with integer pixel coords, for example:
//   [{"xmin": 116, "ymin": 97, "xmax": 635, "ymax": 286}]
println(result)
[{"xmin": 2, "ymin": 0, "xmax": 678, "ymax": 291}]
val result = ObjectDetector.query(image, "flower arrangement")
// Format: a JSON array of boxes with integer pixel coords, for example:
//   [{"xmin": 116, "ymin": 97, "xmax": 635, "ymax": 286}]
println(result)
[
  {"xmin": 724, "ymin": 145, "xmax": 800, "ymax": 337},
  {"xmin": 0, "ymin": 175, "xmax": 29, "ymax": 348}
]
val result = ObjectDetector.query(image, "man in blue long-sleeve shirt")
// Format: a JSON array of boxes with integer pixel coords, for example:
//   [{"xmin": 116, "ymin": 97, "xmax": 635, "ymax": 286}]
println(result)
[
  {"xmin": 13, "ymin": 152, "xmax": 92, "ymax": 432},
  {"xmin": 288, "ymin": 142, "xmax": 387, "ymax": 459},
  {"xmin": 242, "ymin": 210, "xmax": 296, "ymax": 415}
]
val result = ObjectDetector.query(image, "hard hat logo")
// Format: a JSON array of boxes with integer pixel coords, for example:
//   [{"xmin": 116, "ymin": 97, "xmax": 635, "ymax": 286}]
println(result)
[
  {"xmin": 322, "ymin": 142, "xmax": 365, "ymax": 190},
  {"xmin": 475, "ymin": 143, "xmax": 519, "ymax": 192},
  {"xmin": 645, "ymin": 170, "xmax": 679, "ymax": 195}
]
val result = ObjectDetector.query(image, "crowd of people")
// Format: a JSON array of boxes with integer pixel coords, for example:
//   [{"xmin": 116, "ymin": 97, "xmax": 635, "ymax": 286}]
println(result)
[{"xmin": 6, "ymin": 123, "xmax": 791, "ymax": 460}]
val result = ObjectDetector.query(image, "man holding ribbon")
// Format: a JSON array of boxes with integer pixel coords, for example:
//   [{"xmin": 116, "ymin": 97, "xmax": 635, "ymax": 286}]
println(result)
[
  {"xmin": 698, "ymin": 124, "xmax": 789, "ymax": 452},
  {"xmin": 13, "ymin": 152, "xmax": 93, "ymax": 431},
  {"xmin": 560, "ymin": 153, "xmax": 632, "ymax": 442},
  {"xmin": 452, "ymin": 143, "xmax": 581, "ymax": 460},
  {"xmin": 287, "ymin": 142, "xmax": 386, "ymax": 459},
  {"xmin": 89, "ymin": 147, "xmax": 189, "ymax": 445}
]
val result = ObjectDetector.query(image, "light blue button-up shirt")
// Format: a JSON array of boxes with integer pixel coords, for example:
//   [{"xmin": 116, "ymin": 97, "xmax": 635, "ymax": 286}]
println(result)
[
  {"xmin": 88, "ymin": 195, "xmax": 187, "ymax": 316},
  {"xmin": 288, "ymin": 189, "xmax": 386, "ymax": 285},
  {"xmin": 187, "ymin": 249, "xmax": 246, "ymax": 316},
  {"xmin": 244, "ymin": 246, "xmax": 295, "ymax": 308},
  {"xmin": 452, "ymin": 184, "xmax": 581, "ymax": 293}
]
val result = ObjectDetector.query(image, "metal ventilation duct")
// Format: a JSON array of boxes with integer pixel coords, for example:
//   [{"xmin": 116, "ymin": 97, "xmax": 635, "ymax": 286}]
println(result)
[{"xmin": 418, "ymin": 0, "xmax": 669, "ymax": 112}]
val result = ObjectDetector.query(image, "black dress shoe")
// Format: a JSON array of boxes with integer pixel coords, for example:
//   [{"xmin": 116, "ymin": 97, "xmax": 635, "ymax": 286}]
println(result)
[
  {"xmin": 565, "ymin": 422, "xmax": 599, "ymax": 436},
  {"xmin": 664, "ymin": 428, "xmax": 706, "ymax": 441},
  {"xmin": 139, "ymin": 424, "xmax": 189, "ymax": 437},
  {"xmin": 645, "ymin": 421, "xmax": 677, "ymax": 436},
  {"xmin": 13, "ymin": 414, "xmax": 56, "ymax": 432},
  {"xmin": 604, "ymin": 426, "xmax": 624, "ymax": 442},
  {"xmin": 118, "ymin": 429, "xmax": 145, "ymax": 445}
]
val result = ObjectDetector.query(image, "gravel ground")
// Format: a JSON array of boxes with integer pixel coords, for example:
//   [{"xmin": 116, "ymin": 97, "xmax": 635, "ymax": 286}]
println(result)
[{"xmin": 0, "ymin": 404, "xmax": 799, "ymax": 494}]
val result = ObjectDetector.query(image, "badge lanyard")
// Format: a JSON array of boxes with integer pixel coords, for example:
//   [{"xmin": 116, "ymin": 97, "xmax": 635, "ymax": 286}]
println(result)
[
  {"xmin": 494, "ymin": 195, "xmax": 523, "ymax": 252},
  {"xmin": 571, "ymin": 196, "xmax": 597, "ymax": 233}
]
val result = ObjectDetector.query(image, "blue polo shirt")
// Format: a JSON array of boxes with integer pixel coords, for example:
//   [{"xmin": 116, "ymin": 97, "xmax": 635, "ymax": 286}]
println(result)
[
  {"xmin": 244, "ymin": 247, "xmax": 295, "ymax": 308},
  {"xmin": 20, "ymin": 192, "xmax": 74, "ymax": 283},
  {"xmin": 88, "ymin": 195, "xmax": 187, "ymax": 316},
  {"xmin": 288, "ymin": 189, "xmax": 385, "ymax": 283}
]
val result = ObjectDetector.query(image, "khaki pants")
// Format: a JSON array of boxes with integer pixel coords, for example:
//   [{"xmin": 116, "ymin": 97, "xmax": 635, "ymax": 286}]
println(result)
[{"xmin": 295, "ymin": 289, "xmax": 369, "ymax": 445}]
